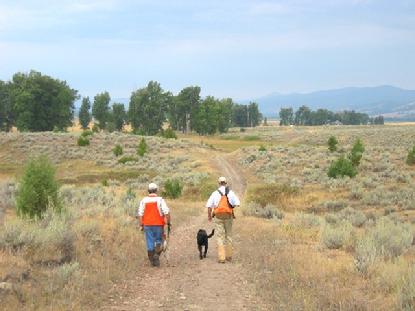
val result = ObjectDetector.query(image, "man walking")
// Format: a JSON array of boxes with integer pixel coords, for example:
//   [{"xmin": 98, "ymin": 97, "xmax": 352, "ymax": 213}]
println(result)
[
  {"xmin": 137, "ymin": 183, "xmax": 171, "ymax": 267},
  {"xmin": 206, "ymin": 176, "xmax": 240, "ymax": 263}
]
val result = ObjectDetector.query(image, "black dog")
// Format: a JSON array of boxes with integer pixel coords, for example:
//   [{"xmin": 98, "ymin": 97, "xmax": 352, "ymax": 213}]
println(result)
[{"xmin": 197, "ymin": 229, "xmax": 215, "ymax": 259}]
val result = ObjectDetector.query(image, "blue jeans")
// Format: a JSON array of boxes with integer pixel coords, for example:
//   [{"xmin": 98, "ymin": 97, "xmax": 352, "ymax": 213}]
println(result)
[{"xmin": 143, "ymin": 226, "xmax": 163, "ymax": 251}]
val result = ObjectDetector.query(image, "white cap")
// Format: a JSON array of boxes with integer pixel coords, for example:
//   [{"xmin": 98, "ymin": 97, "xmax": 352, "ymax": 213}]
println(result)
[
  {"xmin": 148, "ymin": 183, "xmax": 158, "ymax": 191},
  {"xmin": 218, "ymin": 176, "xmax": 227, "ymax": 183}
]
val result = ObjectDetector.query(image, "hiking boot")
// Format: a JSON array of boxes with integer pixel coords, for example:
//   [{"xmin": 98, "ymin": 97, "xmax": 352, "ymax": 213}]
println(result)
[
  {"xmin": 152, "ymin": 253, "xmax": 160, "ymax": 267},
  {"xmin": 147, "ymin": 250, "xmax": 155, "ymax": 265},
  {"xmin": 217, "ymin": 245, "xmax": 226, "ymax": 263},
  {"xmin": 155, "ymin": 242, "xmax": 163, "ymax": 255},
  {"xmin": 225, "ymin": 244, "xmax": 233, "ymax": 262}
]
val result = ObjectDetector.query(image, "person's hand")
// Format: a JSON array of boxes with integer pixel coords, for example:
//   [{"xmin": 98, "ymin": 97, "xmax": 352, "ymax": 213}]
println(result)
[{"xmin": 139, "ymin": 224, "xmax": 144, "ymax": 231}]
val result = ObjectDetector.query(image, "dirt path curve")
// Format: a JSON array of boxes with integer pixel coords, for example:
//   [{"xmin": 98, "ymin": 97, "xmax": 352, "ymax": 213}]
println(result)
[{"xmin": 102, "ymin": 154, "xmax": 268, "ymax": 311}]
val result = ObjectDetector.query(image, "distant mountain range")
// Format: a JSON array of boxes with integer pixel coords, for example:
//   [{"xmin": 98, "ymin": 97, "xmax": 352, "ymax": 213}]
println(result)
[
  {"xmin": 75, "ymin": 86, "xmax": 415, "ymax": 121},
  {"xmin": 248, "ymin": 86, "xmax": 415, "ymax": 120}
]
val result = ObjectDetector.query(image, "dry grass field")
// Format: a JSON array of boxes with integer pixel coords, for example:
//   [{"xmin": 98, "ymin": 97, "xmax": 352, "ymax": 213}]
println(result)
[{"xmin": 1, "ymin": 124, "xmax": 415, "ymax": 310}]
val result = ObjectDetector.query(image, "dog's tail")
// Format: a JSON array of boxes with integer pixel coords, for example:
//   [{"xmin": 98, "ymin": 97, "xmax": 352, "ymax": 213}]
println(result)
[{"xmin": 207, "ymin": 229, "xmax": 215, "ymax": 238}]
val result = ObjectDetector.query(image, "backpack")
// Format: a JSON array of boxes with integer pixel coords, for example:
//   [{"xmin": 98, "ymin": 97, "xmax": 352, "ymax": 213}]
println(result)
[{"xmin": 215, "ymin": 187, "xmax": 234, "ymax": 215}]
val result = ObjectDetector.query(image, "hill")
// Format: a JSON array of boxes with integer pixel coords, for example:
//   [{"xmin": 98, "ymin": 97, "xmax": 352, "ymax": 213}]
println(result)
[{"xmin": 250, "ymin": 86, "xmax": 415, "ymax": 119}]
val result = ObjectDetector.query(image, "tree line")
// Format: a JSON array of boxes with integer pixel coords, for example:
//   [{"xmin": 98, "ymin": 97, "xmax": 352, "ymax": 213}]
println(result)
[
  {"xmin": 279, "ymin": 105, "xmax": 384, "ymax": 126},
  {"xmin": 0, "ymin": 71, "xmax": 262, "ymax": 134}
]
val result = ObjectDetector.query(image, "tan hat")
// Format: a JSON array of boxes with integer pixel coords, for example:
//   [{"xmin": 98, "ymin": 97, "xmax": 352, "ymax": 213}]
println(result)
[
  {"xmin": 218, "ymin": 176, "xmax": 227, "ymax": 183},
  {"xmin": 148, "ymin": 183, "xmax": 158, "ymax": 191}
]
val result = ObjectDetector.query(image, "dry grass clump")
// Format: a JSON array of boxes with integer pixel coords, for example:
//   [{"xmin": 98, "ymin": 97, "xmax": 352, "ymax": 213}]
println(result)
[
  {"xmin": 320, "ymin": 220, "xmax": 353, "ymax": 249},
  {"xmin": 354, "ymin": 217, "xmax": 413, "ymax": 274},
  {"xmin": 246, "ymin": 183, "xmax": 299, "ymax": 208},
  {"xmin": 292, "ymin": 212, "xmax": 322, "ymax": 228},
  {"xmin": 241, "ymin": 202, "xmax": 284, "ymax": 220}
]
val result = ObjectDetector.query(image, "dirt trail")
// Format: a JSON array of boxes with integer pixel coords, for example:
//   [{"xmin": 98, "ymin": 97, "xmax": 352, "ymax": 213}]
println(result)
[{"xmin": 103, "ymin": 154, "xmax": 268, "ymax": 311}]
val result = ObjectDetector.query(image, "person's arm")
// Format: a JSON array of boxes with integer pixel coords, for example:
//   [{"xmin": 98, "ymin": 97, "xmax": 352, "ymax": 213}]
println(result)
[
  {"xmin": 160, "ymin": 199, "xmax": 171, "ymax": 225},
  {"xmin": 137, "ymin": 200, "xmax": 145, "ymax": 230},
  {"xmin": 206, "ymin": 192, "xmax": 216, "ymax": 222},
  {"xmin": 228, "ymin": 191, "xmax": 240, "ymax": 207},
  {"xmin": 208, "ymin": 207, "xmax": 213, "ymax": 222}
]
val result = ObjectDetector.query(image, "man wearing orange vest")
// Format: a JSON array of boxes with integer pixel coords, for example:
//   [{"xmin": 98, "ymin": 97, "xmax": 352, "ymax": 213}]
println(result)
[
  {"xmin": 206, "ymin": 176, "xmax": 240, "ymax": 263},
  {"xmin": 137, "ymin": 183, "xmax": 171, "ymax": 267}
]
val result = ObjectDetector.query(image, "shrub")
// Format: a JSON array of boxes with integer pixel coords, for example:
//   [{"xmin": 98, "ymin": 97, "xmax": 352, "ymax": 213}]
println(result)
[
  {"xmin": 160, "ymin": 128, "xmax": 177, "ymax": 139},
  {"xmin": 137, "ymin": 138, "xmax": 147, "ymax": 157},
  {"xmin": 246, "ymin": 183, "xmax": 299, "ymax": 208},
  {"xmin": 162, "ymin": 178, "xmax": 183, "ymax": 199},
  {"xmin": 293, "ymin": 213, "xmax": 321, "ymax": 228},
  {"xmin": 77, "ymin": 135, "xmax": 90, "ymax": 146},
  {"xmin": 243, "ymin": 135, "xmax": 260, "ymax": 141},
  {"xmin": 354, "ymin": 234, "xmax": 378, "ymax": 274},
  {"xmin": 406, "ymin": 145, "xmax": 415, "ymax": 165},
  {"xmin": 81, "ymin": 130, "xmax": 93, "ymax": 137},
  {"xmin": 398, "ymin": 266, "xmax": 415, "ymax": 311},
  {"xmin": 327, "ymin": 155, "xmax": 357, "ymax": 178},
  {"xmin": 354, "ymin": 217, "xmax": 413, "ymax": 273},
  {"xmin": 242, "ymin": 202, "xmax": 284, "ymax": 219},
  {"xmin": 348, "ymin": 138, "xmax": 365, "ymax": 167},
  {"xmin": 112, "ymin": 144, "xmax": 123, "ymax": 156},
  {"xmin": 328, "ymin": 136, "xmax": 338, "ymax": 152},
  {"xmin": 258, "ymin": 145, "xmax": 267, "ymax": 152},
  {"xmin": 92, "ymin": 124, "xmax": 100, "ymax": 132},
  {"xmin": 339, "ymin": 207, "xmax": 367, "ymax": 227},
  {"xmin": 118, "ymin": 156, "xmax": 138, "ymax": 164},
  {"xmin": 16, "ymin": 156, "xmax": 60, "ymax": 219},
  {"xmin": 321, "ymin": 221, "xmax": 353, "ymax": 249}
]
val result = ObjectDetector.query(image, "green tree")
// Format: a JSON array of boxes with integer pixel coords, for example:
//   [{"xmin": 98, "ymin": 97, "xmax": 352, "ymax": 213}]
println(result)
[
  {"xmin": 217, "ymin": 98, "xmax": 233, "ymax": 133},
  {"xmin": 232, "ymin": 104, "xmax": 248, "ymax": 127},
  {"xmin": 16, "ymin": 156, "xmax": 60, "ymax": 218},
  {"xmin": 328, "ymin": 136, "xmax": 338, "ymax": 152},
  {"xmin": 137, "ymin": 138, "xmax": 148, "ymax": 156},
  {"xmin": 170, "ymin": 86, "xmax": 201, "ymax": 133},
  {"xmin": 193, "ymin": 96, "xmax": 219, "ymax": 135},
  {"xmin": 328, "ymin": 155, "xmax": 357, "ymax": 178},
  {"xmin": 294, "ymin": 105, "xmax": 312, "ymax": 125},
  {"xmin": 0, "ymin": 80, "xmax": 14, "ymax": 131},
  {"xmin": 78, "ymin": 97, "xmax": 91, "ymax": 130},
  {"xmin": 349, "ymin": 138, "xmax": 365, "ymax": 167},
  {"xmin": 279, "ymin": 108, "xmax": 294, "ymax": 126},
  {"xmin": 111, "ymin": 103, "xmax": 126, "ymax": 131},
  {"xmin": 248, "ymin": 102, "xmax": 262, "ymax": 127},
  {"xmin": 128, "ymin": 81, "xmax": 170, "ymax": 135},
  {"xmin": 92, "ymin": 91, "xmax": 111, "ymax": 129},
  {"xmin": 11, "ymin": 70, "xmax": 78, "ymax": 131},
  {"xmin": 406, "ymin": 146, "xmax": 415, "ymax": 165}
]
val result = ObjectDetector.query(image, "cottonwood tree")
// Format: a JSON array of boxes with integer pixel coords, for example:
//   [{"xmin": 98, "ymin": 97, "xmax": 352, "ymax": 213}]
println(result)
[
  {"xmin": 128, "ymin": 81, "xmax": 171, "ymax": 135},
  {"xmin": 11, "ymin": 71, "xmax": 78, "ymax": 131},
  {"xmin": 217, "ymin": 98, "xmax": 233, "ymax": 133},
  {"xmin": 79, "ymin": 97, "xmax": 91, "ymax": 130},
  {"xmin": 0, "ymin": 80, "xmax": 14, "ymax": 132},
  {"xmin": 112, "ymin": 103, "xmax": 127, "ymax": 131},
  {"xmin": 248, "ymin": 102, "xmax": 262, "ymax": 127},
  {"xmin": 193, "ymin": 96, "xmax": 219, "ymax": 135},
  {"xmin": 92, "ymin": 91, "xmax": 111, "ymax": 130},
  {"xmin": 279, "ymin": 108, "xmax": 294, "ymax": 125},
  {"xmin": 170, "ymin": 86, "xmax": 201, "ymax": 133}
]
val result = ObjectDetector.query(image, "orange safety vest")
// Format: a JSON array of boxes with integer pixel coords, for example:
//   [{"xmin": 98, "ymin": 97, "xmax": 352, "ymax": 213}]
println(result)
[
  {"xmin": 142, "ymin": 195, "xmax": 165, "ymax": 226},
  {"xmin": 214, "ymin": 189, "xmax": 233, "ymax": 215}
]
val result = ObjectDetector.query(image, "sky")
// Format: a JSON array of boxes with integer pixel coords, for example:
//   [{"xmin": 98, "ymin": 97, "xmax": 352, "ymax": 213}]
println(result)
[{"xmin": 0, "ymin": 0, "xmax": 414, "ymax": 100}]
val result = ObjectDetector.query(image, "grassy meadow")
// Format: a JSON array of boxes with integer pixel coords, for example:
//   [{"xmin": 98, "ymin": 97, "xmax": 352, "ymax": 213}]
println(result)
[{"xmin": 1, "ymin": 123, "xmax": 415, "ymax": 310}]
